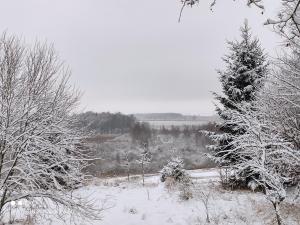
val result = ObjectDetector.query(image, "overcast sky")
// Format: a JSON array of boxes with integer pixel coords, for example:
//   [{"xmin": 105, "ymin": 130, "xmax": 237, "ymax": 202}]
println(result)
[{"xmin": 0, "ymin": 0, "xmax": 282, "ymax": 115}]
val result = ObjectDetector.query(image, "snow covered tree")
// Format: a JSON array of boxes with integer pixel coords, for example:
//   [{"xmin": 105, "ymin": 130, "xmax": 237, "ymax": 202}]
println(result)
[
  {"xmin": 209, "ymin": 21, "xmax": 268, "ymax": 166},
  {"xmin": 263, "ymin": 49, "xmax": 300, "ymax": 152},
  {"xmin": 136, "ymin": 143, "xmax": 152, "ymax": 186},
  {"xmin": 218, "ymin": 22, "xmax": 267, "ymax": 103},
  {"xmin": 208, "ymin": 43, "xmax": 300, "ymax": 216},
  {"xmin": 216, "ymin": 102, "xmax": 300, "ymax": 225},
  {"xmin": 205, "ymin": 28, "xmax": 300, "ymax": 224},
  {"xmin": 0, "ymin": 33, "xmax": 100, "ymax": 223}
]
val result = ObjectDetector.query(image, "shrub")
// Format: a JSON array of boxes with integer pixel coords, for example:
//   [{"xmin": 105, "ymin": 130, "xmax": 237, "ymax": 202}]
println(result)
[
  {"xmin": 178, "ymin": 175, "xmax": 193, "ymax": 200},
  {"xmin": 160, "ymin": 157, "xmax": 193, "ymax": 200},
  {"xmin": 160, "ymin": 157, "xmax": 186, "ymax": 182}
]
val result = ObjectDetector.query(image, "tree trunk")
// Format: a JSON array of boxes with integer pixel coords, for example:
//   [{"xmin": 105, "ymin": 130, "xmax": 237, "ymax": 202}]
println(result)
[
  {"xmin": 142, "ymin": 161, "xmax": 144, "ymax": 186},
  {"xmin": 0, "ymin": 188, "xmax": 8, "ymax": 215},
  {"xmin": 205, "ymin": 205, "xmax": 210, "ymax": 223},
  {"xmin": 127, "ymin": 168, "xmax": 130, "ymax": 182},
  {"xmin": 272, "ymin": 202, "xmax": 283, "ymax": 225}
]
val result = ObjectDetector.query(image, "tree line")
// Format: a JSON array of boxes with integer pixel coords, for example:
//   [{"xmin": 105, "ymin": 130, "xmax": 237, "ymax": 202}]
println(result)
[{"xmin": 76, "ymin": 111, "xmax": 136, "ymax": 134}]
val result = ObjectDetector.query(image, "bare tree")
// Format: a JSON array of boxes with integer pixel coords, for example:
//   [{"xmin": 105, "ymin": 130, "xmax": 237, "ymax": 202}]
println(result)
[
  {"xmin": 124, "ymin": 151, "xmax": 131, "ymax": 181},
  {"xmin": 194, "ymin": 186, "xmax": 211, "ymax": 223},
  {"xmin": 180, "ymin": 0, "xmax": 300, "ymax": 43},
  {"xmin": 136, "ymin": 143, "xmax": 151, "ymax": 186},
  {"xmin": 0, "ymin": 33, "xmax": 100, "ymax": 223}
]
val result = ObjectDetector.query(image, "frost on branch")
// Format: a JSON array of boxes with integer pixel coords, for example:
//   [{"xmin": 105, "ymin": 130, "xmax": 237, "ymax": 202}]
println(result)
[
  {"xmin": 263, "ymin": 49, "xmax": 300, "ymax": 153},
  {"xmin": 218, "ymin": 101, "xmax": 300, "ymax": 189},
  {"xmin": 227, "ymin": 102, "xmax": 298, "ymax": 225},
  {"xmin": 0, "ymin": 33, "xmax": 101, "ymax": 223}
]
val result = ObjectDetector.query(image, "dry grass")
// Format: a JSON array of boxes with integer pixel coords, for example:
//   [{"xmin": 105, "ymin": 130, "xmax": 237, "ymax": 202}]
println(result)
[{"xmin": 164, "ymin": 177, "xmax": 177, "ymax": 192}]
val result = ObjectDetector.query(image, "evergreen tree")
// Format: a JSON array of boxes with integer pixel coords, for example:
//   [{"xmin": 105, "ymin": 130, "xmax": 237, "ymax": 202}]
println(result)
[{"xmin": 209, "ymin": 20, "xmax": 268, "ymax": 166}]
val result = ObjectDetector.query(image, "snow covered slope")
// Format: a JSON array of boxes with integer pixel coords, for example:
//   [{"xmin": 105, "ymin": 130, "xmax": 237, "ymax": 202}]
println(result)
[{"xmin": 8, "ymin": 169, "xmax": 300, "ymax": 225}]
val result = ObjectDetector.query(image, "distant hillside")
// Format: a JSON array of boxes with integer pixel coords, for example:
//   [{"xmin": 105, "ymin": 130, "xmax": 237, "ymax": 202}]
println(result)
[
  {"xmin": 77, "ymin": 111, "xmax": 136, "ymax": 134},
  {"xmin": 134, "ymin": 113, "xmax": 219, "ymax": 122}
]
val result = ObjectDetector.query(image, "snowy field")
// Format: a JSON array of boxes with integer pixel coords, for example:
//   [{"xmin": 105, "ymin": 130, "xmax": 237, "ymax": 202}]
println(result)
[
  {"xmin": 8, "ymin": 169, "xmax": 300, "ymax": 225},
  {"xmin": 142, "ymin": 120, "xmax": 208, "ymax": 129}
]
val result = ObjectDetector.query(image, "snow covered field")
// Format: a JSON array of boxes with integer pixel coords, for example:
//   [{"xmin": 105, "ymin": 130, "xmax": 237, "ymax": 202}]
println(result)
[
  {"xmin": 144, "ymin": 120, "xmax": 208, "ymax": 129},
  {"xmin": 8, "ymin": 169, "xmax": 300, "ymax": 225}
]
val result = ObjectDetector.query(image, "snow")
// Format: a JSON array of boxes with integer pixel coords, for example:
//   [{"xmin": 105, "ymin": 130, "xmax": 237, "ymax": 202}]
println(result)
[
  {"xmin": 8, "ymin": 169, "xmax": 300, "ymax": 225},
  {"xmin": 189, "ymin": 169, "xmax": 219, "ymax": 179},
  {"xmin": 143, "ymin": 120, "xmax": 208, "ymax": 129}
]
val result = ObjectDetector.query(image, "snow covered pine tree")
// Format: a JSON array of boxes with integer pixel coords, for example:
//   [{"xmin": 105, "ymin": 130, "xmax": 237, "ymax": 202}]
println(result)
[{"xmin": 207, "ymin": 21, "xmax": 268, "ymax": 187}]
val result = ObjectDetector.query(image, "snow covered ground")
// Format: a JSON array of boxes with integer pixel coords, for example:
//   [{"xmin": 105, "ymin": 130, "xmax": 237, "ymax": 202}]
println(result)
[
  {"xmin": 7, "ymin": 169, "xmax": 300, "ymax": 225},
  {"xmin": 143, "ymin": 120, "xmax": 208, "ymax": 129}
]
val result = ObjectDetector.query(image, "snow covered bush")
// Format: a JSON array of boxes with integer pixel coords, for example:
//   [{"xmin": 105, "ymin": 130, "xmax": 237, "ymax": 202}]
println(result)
[
  {"xmin": 0, "ymin": 33, "xmax": 100, "ymax": 223},
  {"xmin": 160, "ymin": 157, "xmax": 187, "ymax": 183},
  {"xmin": 160, "ymin": 157, "xmax": 193, "ymax": 199}
]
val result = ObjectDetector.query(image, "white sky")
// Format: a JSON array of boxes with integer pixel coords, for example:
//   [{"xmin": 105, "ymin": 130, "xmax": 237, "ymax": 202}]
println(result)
[{"xmin": 0, "ymin": 0, "xmax": 282, "ymax": 115}]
